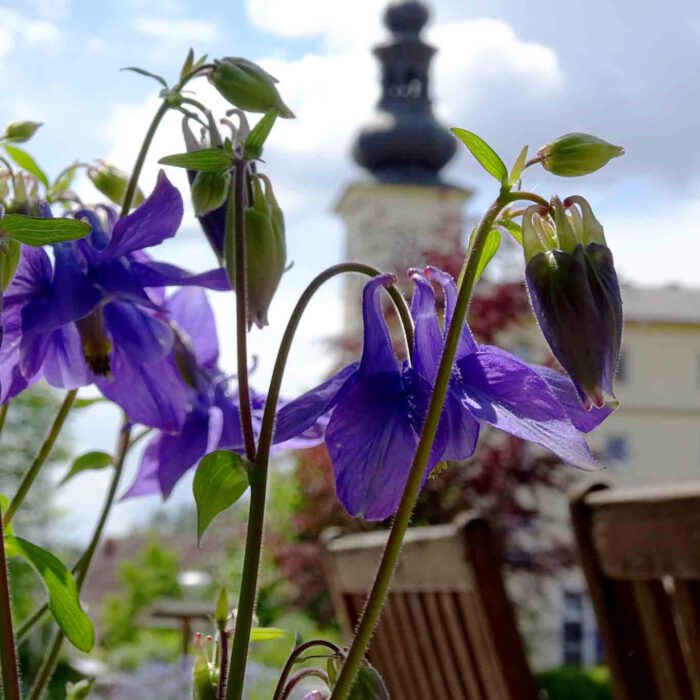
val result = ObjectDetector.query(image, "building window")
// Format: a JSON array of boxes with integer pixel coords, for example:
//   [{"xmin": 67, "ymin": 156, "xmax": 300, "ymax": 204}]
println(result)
[
  {"xmin": 604, "ymin": 435, "xmax": 630, "ymax": 468},
  {"xmin": 561, "ymin": 590, "xmax": 602, "ymax": 667},
  {"xmin": 617, "ymin": 350, "xmax": 627, "ymax": 383}
]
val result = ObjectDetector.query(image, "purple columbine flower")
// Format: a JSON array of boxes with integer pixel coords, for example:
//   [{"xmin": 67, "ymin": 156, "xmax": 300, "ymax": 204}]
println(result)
[
  {"xmin": 124, "ymin": 287, "xmax": 246, "ymax": 498},
  {"xmin": 0, "ymin": 173, "xmax": 229, "ymax": 430},
  {"xmin": 523, "ymin": 195, "xmax": 623, "ymax": 409},
  {"xmin": 275, "ymin": 268, "xmax": 613, "ymax": 521}
]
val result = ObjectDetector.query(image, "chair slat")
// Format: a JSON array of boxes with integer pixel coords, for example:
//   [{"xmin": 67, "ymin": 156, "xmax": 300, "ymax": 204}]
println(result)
[
  {"xmin": 669, "ymin": 580, "xmax": 700, "ymax": 698},
  {"xmin": 377, "ymin": 596, "xmax": 417, "ymax": 700}
]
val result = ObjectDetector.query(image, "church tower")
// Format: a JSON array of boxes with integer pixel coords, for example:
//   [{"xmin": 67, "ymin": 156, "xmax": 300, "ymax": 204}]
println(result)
[{"xmin": 336, "ymin": 0, "xmax": 471, "ymax": 330}]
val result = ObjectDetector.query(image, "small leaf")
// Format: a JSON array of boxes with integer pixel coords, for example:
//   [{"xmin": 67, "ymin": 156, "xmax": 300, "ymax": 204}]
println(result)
[
  {"xmin": 349, "ymin": 662, "xmax": 389, "ymax": 700},
  {"xmin": 250, "ymin": 627, "xmax": 285, "ymax": 642},
  {"xmin": 0, "ymin": 215, "xmax": 91, "ymax": 246},
  {"xmin": 72, "ymin": 397, "xmax": 105, "ymax": 409},
  {"xmin": 0, "ymin": 238, "xmax": 21, "ymax": 291},
  {"xmin": 4, "ymin": 144, "xmax": 49, "ymax": 188},
  {"xmin": 244, "ymin": 111, "xmax": 277, "ymax": 160},
  {"xmin": 0, "ymin": 494, "xmax": 13, "ymax": 537},
  {"xmin": 451, "ymin": 128, "xmax": 508, "ymax": 184},
  {"xmin": 159, "ymin": 149, "xmax": 234, "ymax": 172},
  {"xmin": 60, "ymin": 451, "xmax": 113, "ymax": 486},
  {"xmin": 5, "ymin": 536, "xmax": 93, "ymax": 651},
  {"xmin": 193, "ymin": 450, "xmax": 249, "ymax": 543},
  {"xmin": 51, "ymin": 164, "xmax": 78, "ymax": 199},
  {"xmin": 121, "ymin": 66, "xmax": 168, "ymax": 89},
  {"xmin": 509, "ymin": 145, "xmax": 529, "ymax": 187},
  {"xmin": 66, "ymin": 679, "xmax": 94, "ymax": 699},
  {"xmin": 474, "ymin": 228, "xmax": 502, "ymax": 282},
  {"xmin": 496, "ymin": 218, "xmax": 523, "ymax": 245},
  {"xmin": 181, "ymin": 48, "xmax": 195, "ymax": 81}
]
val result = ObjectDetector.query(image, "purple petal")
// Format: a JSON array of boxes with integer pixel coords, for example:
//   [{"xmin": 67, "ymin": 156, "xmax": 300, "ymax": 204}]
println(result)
[
  {"xmin": 530, "ymin": 362, "xmax": 614, "ymax": 433},
  {"xmin": 90, "ymin": 259, "xmax": 156, "ymax": 308},
  {"xmin": 97, "ymin": 350, "xmax": 189, "ymax": 432},
  {"xmin": 326, "ymin": 371, "xmax": 423, "ymax": 521},
  {"xmin": 213, "ymin": 381, "xmax": 245, "ymax": 450},
  {"xmin": 166, "ymin": 288, "xmax": 219, "ymax": 367},
  {"xmin": 122, "ymin": 438, "xmax": 161, "ymax": 499},
  {"xmin": 22, "ymin": 244, "xmax": 102, "ymax": 333},
  {"xmin": 424, "ymin": 266, "xmax": 477, "ymax": 359},
  {"xmin": 273, "ymin": 362, "xmax": 359, "ymax": 444},
  {"xmin": 41, "ymin": 325, "xmax": 94, "ymax": 389},
  {"xmin": 102, "ymin": 171, "xmax": 183, "ymax": 260},
  {"xmin": 359, "ymin": 274, "xmax": 400, "ymax": 375},
  {"xmin": 130, "ymin": 261, "xmax": 231, "ymax": 291},
  {"xmin": 457, "ymin": 347, "xmax": 599, "ymax": 470},
  {"xmin": 0, "ymin": 307, "xmax": 32, "ymax": 402},
  {"xmin": 104, "ymin": 301, "xmax": 174, "ymax": 365},
  {"xmin": 409, "ymin": 269, "xmax": 443, "ymax": 384},
  {"xmin": 4, "ymin": 246, "xmax": 52, "ymax": 308}
]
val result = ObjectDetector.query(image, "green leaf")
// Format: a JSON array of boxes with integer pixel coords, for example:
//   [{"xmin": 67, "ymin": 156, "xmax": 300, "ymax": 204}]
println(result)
[
  {"xmin": 181, "ymin": 48, "xmax": 195, "ymax": 81},
  {"xmin": 250, "ymin": 627, "xmax": 285, "ymax": 642},
  {"xmin": 193, "ymin": 450, "xmax": 249, "ymax": 543},
  {"xmin": 4, "ymin": 144, "xmax": 49, "ymax": 188},
  {"xmin": 51, "ymin": 164, "xmax": 78, "ymax": 199},
  {"xmin": 5, "ymin": 536, "xmax": 93, "ymax": 651},
  {"xmin": 349, "ymin": 662, "xmax": 389, "ymax": 700},
  {"xmin": 451, "ymin": 128, "xmax": 508, "ymax": 184},
  {"xmin": 72, "ymin": 397, "xmax": 105, "ymax": 409},
  {"xmin": 0, "ymin": 215, "xmax": 91, "ymax": 246},
  {"xmin": 244, "ymin": 111, "xmax": 277, "ymax": 160},
  {"xmin": 474, "ymin": 228, "xmax": 502, "ymax": 282},
  {"xmin": 0, "ymin": 238, "xmax": 21, "ymax": 291},
  {"xmin": 60, "ymin": 451, "xmax": 113, "ymax": 486},
  {"xmin": 159, "ymin": 149, "xmax": 234, "ymax": 172},
  {"xmin": 496, "ymin": 218, "xmax": 523, "ymax": 245},
  {"xmin": 121, "ymin": 66, "xmax": 168, "ymax": 89},
  {"xmin": 509, "ymin": 145, "xmax": 529, "ymax": 187},
  {"xmin": 66, "ymin": 679, "xmax": 94, "ymax": 699}
]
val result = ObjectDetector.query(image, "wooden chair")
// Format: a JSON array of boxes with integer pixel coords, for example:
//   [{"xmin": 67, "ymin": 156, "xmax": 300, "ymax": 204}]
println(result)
[
  {"xmin": 322, "ymin": 513, "xmax": 539, "ymax": 699},
  {"xmin": 570, "ymin": 481, "xmax": 700, "ymax": 700}
]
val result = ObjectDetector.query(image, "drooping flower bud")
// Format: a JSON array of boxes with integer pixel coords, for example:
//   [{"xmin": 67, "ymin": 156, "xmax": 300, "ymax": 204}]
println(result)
[
  {"xmin": 191, "ymin": 170, "xmax": 231, "ymax": 217},
  {"xmin": 243, "ymin": 174, "xmax": 287, "ymax": 328},
  {"xmin": 88, "ymin": 161, "xmax": 145, "ymax": 209},
  {"xmin": 537, "ymin": 133, "xmax": 624, "ymax": 177},
  {"xmin": 523, "ymin": 196, "xmax": 622, "ymax": 409},
  {"xmin": 209, "ymin": 58, "xmax": 295, "ymax": 118},
  {"xmin": 3, "ymin": 121, "xmax": 42, "ymax": 143},
  {"xmin": 192, "ymin": 633, "xmax": 218, "ymax": 700}
]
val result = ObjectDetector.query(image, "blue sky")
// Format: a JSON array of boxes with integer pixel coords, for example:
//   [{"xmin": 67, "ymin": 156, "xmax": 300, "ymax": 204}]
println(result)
[{"xmin": 1, "ymin": 0, "xmax": 698, "ymax": 539}]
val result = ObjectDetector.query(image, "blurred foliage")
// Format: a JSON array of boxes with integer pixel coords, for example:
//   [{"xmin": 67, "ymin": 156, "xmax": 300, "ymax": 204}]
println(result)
[{"xmin": 537, "ymin": 666, "xmax": 612, "ymax": 700}]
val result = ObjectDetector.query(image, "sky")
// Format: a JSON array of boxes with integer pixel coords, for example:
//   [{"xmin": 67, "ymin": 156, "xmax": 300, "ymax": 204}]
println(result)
[{"xmin": 1, "ymin": 0, "xmax": 698, "ymax": 541}]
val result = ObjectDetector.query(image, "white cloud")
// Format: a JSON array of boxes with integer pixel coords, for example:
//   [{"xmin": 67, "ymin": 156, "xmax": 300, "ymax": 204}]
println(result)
[
  {"xmin": 133, "ymin": 16, "xmax": 222, "ymax": 43},
  {"xmin": 0, "ymin": 8, "xmax": 62, "ymax": 68}
]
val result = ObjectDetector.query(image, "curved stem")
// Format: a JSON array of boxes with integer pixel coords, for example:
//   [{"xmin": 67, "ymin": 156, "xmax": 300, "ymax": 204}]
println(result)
[
  {"xmin": 27, "ymin": 418, "xmax": 132, "ymax": 699},
  {"xmin": 229, "ymin": 160, "xmax": 256, "ymax": 461},
  {"xmin": 0, "ymin": 511, "xmax": 20, "ymax": 700},
  {"xmin": 281, "ymin": 669, "xmax": 329, "ymax": 700},
  {"xmin": 273, "ymin": 640, "xmax": 340, "ymax": 700},
  {"xmin": 3, "ymin": 389, "xmax": 77, "ymax": 527},
  {"xmin": 120, "ymin": 67, "xmax": 208, "ymax": 216},
  {"xmin": 225, "ymin": 263, "xmax": 412, "ymax": 700},
  {"xmin": 330, "ymin": 190, "xmax": 534, "ymax": 699},
  {"xmin": 217, "ymin": 632, "xmax": 230, "ymax": 700}
]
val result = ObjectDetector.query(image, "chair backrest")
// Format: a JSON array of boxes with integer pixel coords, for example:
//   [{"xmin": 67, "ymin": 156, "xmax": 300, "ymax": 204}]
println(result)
[
  {"xmin": 570, "ymin": 481, "xmax": 700, "ymax": 700},
  {"xmin": 322, "ymin": 513, "xmax": 539, "ymax": 700}
]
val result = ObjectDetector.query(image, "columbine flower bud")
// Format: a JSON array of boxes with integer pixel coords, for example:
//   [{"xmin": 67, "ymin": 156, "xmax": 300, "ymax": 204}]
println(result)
[
  {"xmin": 192, "ymin": 633, "xmax": 218, "ymax": 700},
  {"xmin": 209, "ymin": 58, "xmax": 295, "ymax": 118},
  {"xmin": 88, "ymin": 161, "xmax": 145, "ymax": 209},
  {"xmin": 191, "ymin": 170, "xmax": 230, "ymax": 217},
  {"xmin": 3, "ymin": 121, "xmax": 42, "ymax": 143},
  {"xmin": 523, "ymin": 196, "xmax": 622, "ymax": 409},
  {"xmin": 538, "ymin": 133, "xmax": 624, "ymax": 177},
  {"xmin": 243, "ymin": 174, "xmax": 287, "ymax": 328}
]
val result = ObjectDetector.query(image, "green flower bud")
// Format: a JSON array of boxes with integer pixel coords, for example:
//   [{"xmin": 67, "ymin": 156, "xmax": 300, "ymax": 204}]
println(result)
[
  {"xmin": 88, "ymin": 161, "xmax": 145, "ymax": 209},
  {"xmin": 192, "ymin": 634, "xmax": 218, "ymax": 700},
  {"xmin": 0, "ymin": 238, "xmax": 21, "ymax": 291},
  {"xmin": 209, "ymin": 58, "xmax": 295, "ymax": 118},
  {"xmin": 191, "ymin": 170, "xmax": 231, "ymax": 216},
  {"xmin": 215, "ymin": 588, "xmax": 229, "ymax": 632},
  {"xmin": 3, "ymin": 121, "xmax": 42, "ymax": 143},
  {"xmin": 538, "ymin": 133, "xmax": 624, "ymax": 177},
  {"xmin": 244, "ymin": 174, "xmax": 287, "ymax": 328}
]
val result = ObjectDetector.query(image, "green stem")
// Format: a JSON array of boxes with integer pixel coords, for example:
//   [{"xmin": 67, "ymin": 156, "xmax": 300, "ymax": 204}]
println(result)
[
  {"xmin": 120, "ymin": 66, "xmax": 209, "ymax": 217},
  {"xmin": 0, "ymin": 509, "xmax": 20, "ymax": 700},
  {"xmin": 225, "ymin": 263, "xmax": 412, "ymax": 700},
  {"xmin": 330, "ymin": 190, "xmax": 536, "ymax": 699},
  {"xmin": 27, "ymin": 418, "xmax": 132, "ymax": 700},
  {"xmin": 3, "ymin": 389, "xmax": 77, "ymax": 528},
  {"xmin": 228, "ymin": 160, "xmax": 256, "ymax": 461},
  {"xmin": 272, "ymin": 640, "xmax": 340, "ymax": 700},
  {"xmin": 0, "ymin": 402, "xmax": 9, "ymax": 438}
]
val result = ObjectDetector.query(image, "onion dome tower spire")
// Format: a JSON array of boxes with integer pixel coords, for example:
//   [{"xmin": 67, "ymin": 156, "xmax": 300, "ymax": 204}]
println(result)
[{"xmin": 353, "ymin": 0, "xmax": 457, "ymax": 185}]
